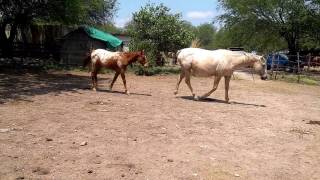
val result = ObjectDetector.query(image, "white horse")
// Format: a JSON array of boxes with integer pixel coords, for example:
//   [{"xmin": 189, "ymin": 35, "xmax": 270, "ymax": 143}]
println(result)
[{"xmin": 174, "ymin": 48, "xmax": 267, "ymax": 102}]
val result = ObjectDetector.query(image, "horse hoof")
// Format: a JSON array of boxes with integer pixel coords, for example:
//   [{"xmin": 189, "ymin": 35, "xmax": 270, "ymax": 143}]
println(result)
[
  {"xmin": 92, "ymin": 88, "xmax": 97, "ymax": 91},
  {"xmin": 125, "ymin": 91, "xmax": 130, "ymax": 95},
  {"xmin": 193, "ymin": 96, "xmax": 200, "ymax": 101}
]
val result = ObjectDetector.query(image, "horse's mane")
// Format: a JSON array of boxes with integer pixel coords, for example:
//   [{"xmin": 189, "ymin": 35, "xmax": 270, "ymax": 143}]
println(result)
[
  {"xmin": 229, "ymin": 51, "xmax": 264, "ymax": 63},
  {"xmin": 121, "ymin": 51, "xmax": 141, "ymax": 58}
]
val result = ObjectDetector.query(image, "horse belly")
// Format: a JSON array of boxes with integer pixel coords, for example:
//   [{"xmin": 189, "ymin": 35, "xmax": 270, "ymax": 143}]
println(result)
[{"xmin": 191, "ymin": 66, "xmax": 215, "ymax": 77}]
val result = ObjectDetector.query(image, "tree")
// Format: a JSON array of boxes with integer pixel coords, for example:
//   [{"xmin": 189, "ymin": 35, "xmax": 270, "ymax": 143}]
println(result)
[
  {"xmin": 127, "ymin": 3, "xmax": 195, "ymax": 66},
  {"xmin": 195, "ymin": 23, "xmax": 216, "ymax": 49},
  {"xmin": 218, "ymin": 0, "xmax": 320, "ymax": 54},
  {"xmin": 0, "ymin": 0, "xmax": 118, "ymax": 57},
  {"xmin": 99, "ymin": 23, "xmax": 123, "ymax": 34}
]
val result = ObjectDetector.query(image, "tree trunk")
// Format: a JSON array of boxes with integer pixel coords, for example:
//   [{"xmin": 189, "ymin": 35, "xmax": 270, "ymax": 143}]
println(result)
[
  {"xmin": 0, "ymin": 22, "xmax": 17, "ymax": 58},
  {"xmin": 156, "ymin": 51, "xmax": 164, "ymax": 66}
]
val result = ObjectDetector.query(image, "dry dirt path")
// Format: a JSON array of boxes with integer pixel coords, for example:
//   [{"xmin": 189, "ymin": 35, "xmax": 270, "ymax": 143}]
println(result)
[{"xmin": 0, "ymin": 71, "xmax": 320, "ymax": 180}]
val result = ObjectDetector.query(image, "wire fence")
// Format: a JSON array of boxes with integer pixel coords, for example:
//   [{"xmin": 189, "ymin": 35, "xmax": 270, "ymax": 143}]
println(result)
[
  {"xmin": 268, "ymin": 52, "xmax": 320, "ymax": 84},
  {"xmin": 1, "ymin": 44, "xmax": 320, "ymax": 85}
]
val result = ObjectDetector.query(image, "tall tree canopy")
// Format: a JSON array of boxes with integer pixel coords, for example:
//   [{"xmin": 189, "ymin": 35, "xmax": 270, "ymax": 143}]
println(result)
[
  {"xmin": 195, "ymin": 23, "xmax": 216, "ymax": 49},
  {"xmin": 218, "ymin": 0, "xmax": 320, "ymax": 54},
  {"xmin": 127, "ymin": 3, "xmax": 195, "ymax": 65},
  {"xmin": 0, "ymin": 0, "xmax": 117, "ymax": 57}
]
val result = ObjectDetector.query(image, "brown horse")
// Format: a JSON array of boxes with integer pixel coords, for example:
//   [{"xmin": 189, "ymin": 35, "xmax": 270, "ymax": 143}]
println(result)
[{"xmin": 83, "ymin": 49, "xmax": 148, "ymax": 94}]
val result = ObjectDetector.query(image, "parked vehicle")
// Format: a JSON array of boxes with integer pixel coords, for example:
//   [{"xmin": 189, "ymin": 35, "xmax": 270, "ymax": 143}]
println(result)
[
  {"xmin": 267, "ymin": 53, "xmax": 307, "ymax": 72},
  {"xmin": 266, "ymin": 53, "xmax": 289, "ymax": 70}
]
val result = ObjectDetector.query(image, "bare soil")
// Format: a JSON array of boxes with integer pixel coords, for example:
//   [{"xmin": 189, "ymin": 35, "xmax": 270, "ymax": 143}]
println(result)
[{"xmin": 0, "ymin": 70, "xmax": 320, "ymax": 180}]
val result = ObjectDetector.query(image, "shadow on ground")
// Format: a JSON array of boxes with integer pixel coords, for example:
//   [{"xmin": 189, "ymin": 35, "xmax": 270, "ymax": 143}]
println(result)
[
  {"xmin": 98, "ymin": 89, "xmax": 152, "ymax": 97},
  {"xmin": 0, "ymin": 69, "xmax": 104, "ymax": 104},
  {"xmin": 178, "ymin": 96, "xmax": 266, "ymax": 107},
  {"xmin": 307, "ymin": 121, "xmax": 320, "ymax": 126}
]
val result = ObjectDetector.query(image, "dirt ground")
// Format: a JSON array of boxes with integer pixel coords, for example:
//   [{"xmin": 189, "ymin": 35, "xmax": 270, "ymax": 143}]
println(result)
[{"xmin": 0, "ymin": 70, "xmax": 319, "ymax": 180}]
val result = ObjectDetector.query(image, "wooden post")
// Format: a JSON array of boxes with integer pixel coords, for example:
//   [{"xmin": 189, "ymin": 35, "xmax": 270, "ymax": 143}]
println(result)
[
  {"xmin": 307, "ymin": 53, "xmax": 311, "ymax": 71},
  {"xmin": 297, "ymin": 52, "xmax": 300, "ymax": 83},
  {"xmin": 275, "ymin": 53, "xmax": 280, "ymax": 80},
  {"xmin": 271, "ymin": 53, "xmax": 275, "ymax": 79}
]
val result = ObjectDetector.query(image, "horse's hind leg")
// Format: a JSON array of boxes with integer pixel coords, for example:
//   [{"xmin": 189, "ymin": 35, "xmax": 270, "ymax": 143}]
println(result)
[
  {"xmin": 184, "ymin": 70, "xmax": 197, "ymax": 100},
  {"xmin": 199, "ymin": 76, "xmax": 222, "ymax": 99},
  {"xmin": 91, "ymin": 72, "xmax": 97, "ymax": 91},
  {"xmin": 174, "ymin": 70, "xmax": 185, "ymax": 95},
  {"xmin": 109, "ymin": 71, "xmax": 120, "ymax": 91},
  {"xmin": 224, "ymin": 75, "xmax": 231, "ymax": 103}
]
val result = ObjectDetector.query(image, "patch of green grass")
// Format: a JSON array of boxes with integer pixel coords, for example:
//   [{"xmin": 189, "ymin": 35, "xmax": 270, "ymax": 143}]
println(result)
[
  {"xmin": 272, "ymin": 73, "xmax": 319, "ymax": 86},
  {"xmin": 132, "ymin": 66, "xmax": 181, "ymax": 76}
]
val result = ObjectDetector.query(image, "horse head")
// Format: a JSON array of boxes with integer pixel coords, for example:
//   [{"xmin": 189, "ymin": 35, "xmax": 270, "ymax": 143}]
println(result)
[
  {"xmin": 252, "ymin": 55, "xmax": 267, "ymax": 80},
  {"xmin": 137, "ymin": 50, "xmax": 148, "ymax": 67}
]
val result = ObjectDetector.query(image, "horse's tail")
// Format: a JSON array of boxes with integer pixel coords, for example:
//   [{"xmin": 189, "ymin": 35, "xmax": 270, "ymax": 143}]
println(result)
[
  {"xmin": 175, "ymin": 50, "xmax": 182, "ymax": 65},
  {"xmin": 83, "ymin": 49, "xmax": 95, "ymax": 68},
  {"xmin": 83, "ymin": 54, "xmax": 91, "ymax": 68}
]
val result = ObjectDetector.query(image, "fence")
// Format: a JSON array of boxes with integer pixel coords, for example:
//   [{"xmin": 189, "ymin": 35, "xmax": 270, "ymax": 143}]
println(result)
[{"xmin": 268, "ymin": 52, "xmax": 320, "ymax": 84}]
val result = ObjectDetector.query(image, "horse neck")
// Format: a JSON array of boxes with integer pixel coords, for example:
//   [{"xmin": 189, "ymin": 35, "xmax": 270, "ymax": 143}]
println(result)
[
  {"xmin": 232, "ymin": 54, "xmax": 256, "ymax": 69},
  {"xmin": 122, "ymin": 52, "xmax": 139, "ymax": 65}
]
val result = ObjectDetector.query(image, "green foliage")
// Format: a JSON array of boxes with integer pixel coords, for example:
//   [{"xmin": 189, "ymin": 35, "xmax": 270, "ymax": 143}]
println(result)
[
  {"xmin": 132, "ymin": 66, "xmax": 180, "ymax": 76},
  {"xmin": 127, "ymin": 3, "xmax": 195, "ymax": 65},
  {"xmin": 99, "ymin": 23, "xmax": 123, "ymax": 34},
  {"xmin": 0, "ymin": 0, "xmax": 118, "ymax": 25},
  {"xmin": 42, "ymin": 0, "xmax": 118, "ymax": 25},
  {"xmin": 217, "ymin": 0, "xmax": 320, "ymax": 53},
  {"xmin": 195, "ymin": 23, "xmax": 216, "ymax": 49},
  {"xmin": 0, "ymin": 0, "xmax": 118, "ymax": 57}
]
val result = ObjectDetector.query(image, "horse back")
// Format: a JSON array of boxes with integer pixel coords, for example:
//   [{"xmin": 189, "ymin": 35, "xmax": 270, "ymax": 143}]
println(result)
[
  {"xmin": 90, "ymin": 49, "xmax": 122, "ymax": 69},
  {"xmin": 178, "ymin": 48, "xmax": 234, "ymax": 76}
]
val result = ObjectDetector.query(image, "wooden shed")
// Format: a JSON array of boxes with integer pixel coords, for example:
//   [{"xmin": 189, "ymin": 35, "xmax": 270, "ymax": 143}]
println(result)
[{"xmin": 60, "ymin": 26, "xmax": 123, "ymax": 65}]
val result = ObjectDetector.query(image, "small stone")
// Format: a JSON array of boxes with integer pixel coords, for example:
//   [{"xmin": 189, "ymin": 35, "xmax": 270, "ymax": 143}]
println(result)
[
  {"xmin": 12, "ymin": 127, "xmax": 23, "ymax": 131},
  {"xmin": 94, "ymin": 160, "xmax": 102, "ymax": 164},
  {"xmin": 15, "ymin": 176, "xmax": 24, "ymax": 180},
  {"xmin": 234, "ymin": 173, "xmax": 240, "ymax": 177},
  {"xmin": 0, "ymin": 128, "xmax": 10, "ymax": 133},
  {"xmin": 167, "ymin": 159, "xmax": 174, "ymax": 162},
  {"xmin": 80, "ymin": 141, "xmax": 88, "ymax": 146},
  {"xmin": 121, "ymin": 174, "xmax": 125, "ymax": 177},
  {"xmin": 87, "ymin": 170, "xmax": 93, "ymax": 173},
  {"xmin": 45, "ymin": 138, "xmax": 53, "ymax": 142},
  {"xmin": 32, "ymin": 167, "xmax": 50, "ymax": 175}
]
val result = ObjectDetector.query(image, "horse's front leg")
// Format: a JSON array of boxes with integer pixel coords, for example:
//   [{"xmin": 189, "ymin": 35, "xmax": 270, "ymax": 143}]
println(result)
[
  {"xmin": 224, "ymin": 75, "xmax": 231, "ymax": 103},
  {"xmin": 120, "ymin": 72, "xmax": 130, "ymax": 95},
  {"xmin": 199, "ymin": 76, "xmax": 222, "ymax": 99},
  {"xmin": 109, "ymin": 71, "xmax": 120, "ymax": 91}
]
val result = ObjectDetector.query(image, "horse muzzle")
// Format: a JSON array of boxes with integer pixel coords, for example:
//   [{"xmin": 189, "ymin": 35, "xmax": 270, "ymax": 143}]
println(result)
[{"xmin": 261, "ymin": 75, "xmax": 268, "ymax": 80}]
